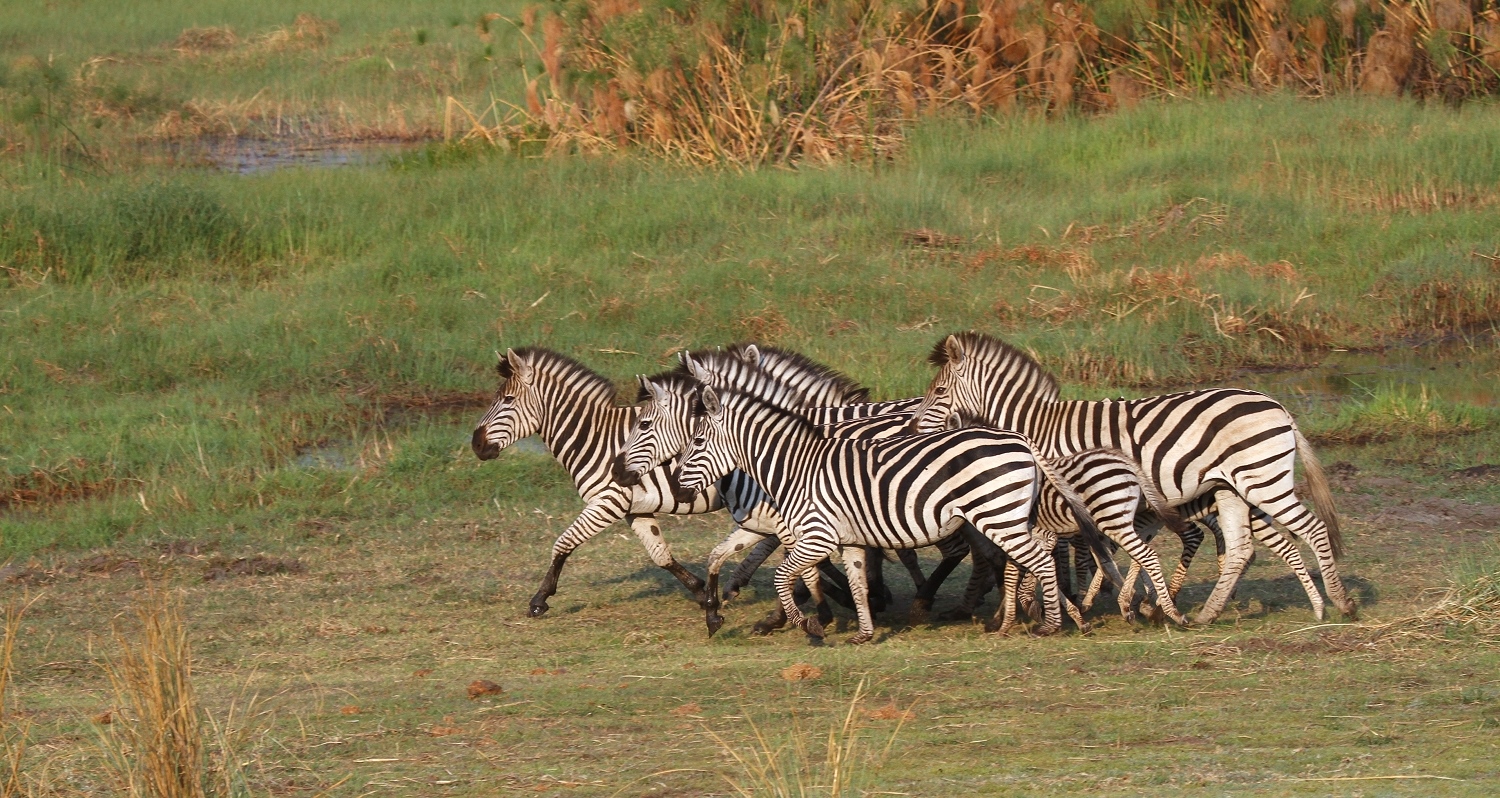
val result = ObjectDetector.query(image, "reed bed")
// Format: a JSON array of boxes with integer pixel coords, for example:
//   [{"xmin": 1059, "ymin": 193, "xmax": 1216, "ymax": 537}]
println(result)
[{"xmin": 483, "ymin": 0, "xmax": 1500, "ymax": 163}]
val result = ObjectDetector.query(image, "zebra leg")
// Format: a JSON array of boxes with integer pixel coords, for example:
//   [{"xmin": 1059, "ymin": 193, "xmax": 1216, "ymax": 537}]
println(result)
[
  {"xmin": 704, "ymin": 526, "xmax": 772, "ymax": 635},
  {"xmin": 969, "ymin": 520, "xmax": 1063, "ymax": 635},
  {"xmin": 896, "ymin": 548, "xmax": 928, "ymax": 593},
  {"xmin": 842, "ymin": 546, "xmax": 877, "ymax": 644},
  {"xmin": 529, "ymin": 494, "xmax": 631, "ymax": 617},
  {"xmin": 944, "ymin": 553, "xmax": 997, "ymax": 622},
  {"xmin": 987, "ymin": 558, "xmax": 1023, "ymax": 634},
  {"xmin": 773, "ymin": 538, "xmax": 837, "ymax": 639},
  {"xmin": 1098, "ymin": 519, "xmax": 1188, "ymax": 627},
  {"xmin": 1169, "ymin": 521, "xmax": 1207, "ymax": 599},
  {"xmin": 725, "ymin": 536, "xmax": 781, "ymax": 601},
  {"xmin": 1242, "ymin": 485, "xmax": 1355, "ymax": 619},
  {"xmin": 865, "ymin": 548, "xmax": 892, "ymax": 614},
  {"xmin": 1247, "ymin": 509, "xmax": 1325, "ymax": 620},
  {"xmin": 628, "ymin": 514, "xmax": 708, "ymax": 606},
  {"xmin": 1194, "ymin": 490, "xmax": 1255, "ymax": 625},
  {"xmin": 914, "ymin": 534, "xmax": 972, "ymax": 622}
]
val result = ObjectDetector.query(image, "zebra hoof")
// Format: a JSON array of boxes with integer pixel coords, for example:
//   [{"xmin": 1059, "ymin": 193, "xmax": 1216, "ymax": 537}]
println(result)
[
  {"xmin": 1340, "ymin": 601, "xmax": 1359, "ymax": 621},
  {"xmin": 752, "ymin": 611, "xmax": 786, "ymax": 636},
  {"xmin": 1030, "ymin": 623, "xmax": 1061, "ymax": 638},
  {"xmin": 800, "ymin": 617, "xmax": 825, "ymax": 639},
  {"xmin": 723, "ymin": 585, "xmax": 741, "ymax": 603},
  {"xmin": 846, "ymin": 631, "xmax": 873, "ymax": 645},
  {"xmin": 705, "ymin": 612, "xmax": 724, "ymax": 637},
  {"xmin": 528, "ymin": 598, "xmax": 550, "ymax": 618}
]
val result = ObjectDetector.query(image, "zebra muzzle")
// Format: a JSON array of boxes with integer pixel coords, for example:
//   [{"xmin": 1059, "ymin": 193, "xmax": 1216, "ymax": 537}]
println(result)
[
  {"xmin": 471, "ymin": 427, "xmax": 501, "ymax": 460},
  {"xmin": 609, "ymin": 454, "xmax": 643, "ymax": 487}
]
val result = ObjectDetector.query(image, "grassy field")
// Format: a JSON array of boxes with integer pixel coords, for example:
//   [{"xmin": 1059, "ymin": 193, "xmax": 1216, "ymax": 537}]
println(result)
[{"xmin": 4, "ymin": 3, "xmax": 1500, "ymax": 794}]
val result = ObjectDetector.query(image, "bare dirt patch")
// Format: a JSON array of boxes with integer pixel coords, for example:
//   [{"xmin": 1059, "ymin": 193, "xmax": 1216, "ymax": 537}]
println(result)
[{"xmin": 202, "ymin": 555, "xmax": 305, "ymax": 581}]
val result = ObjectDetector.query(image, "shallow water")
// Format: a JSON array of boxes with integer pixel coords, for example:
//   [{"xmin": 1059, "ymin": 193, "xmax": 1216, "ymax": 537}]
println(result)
[
  {"xmin": 176, "ymin": 138, "xmax": 416, "ymax": 174},
  {"xmin": 1222, "ymin": 343, "xmax": 1499, "ymax": 416}
]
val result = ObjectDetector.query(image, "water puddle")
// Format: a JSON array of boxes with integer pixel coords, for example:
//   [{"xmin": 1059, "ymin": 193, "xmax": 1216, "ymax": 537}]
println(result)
[
  {"xmin": 1221, "ymin": 343, "xmax": 1499, "ymax": 416},
  {"xmin": 291, "ymin": 443, "xmax": 356, "ymax": 471},
  {"xmin": 171, "ymin": 138, "xmax": 417, "ymax": 174}
]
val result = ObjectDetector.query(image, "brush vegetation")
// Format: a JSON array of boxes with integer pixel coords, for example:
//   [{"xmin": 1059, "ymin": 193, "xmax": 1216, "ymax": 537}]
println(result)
[{"xmin": 3, "ymin": 4, "xmax": 1500, "ymax": 794}]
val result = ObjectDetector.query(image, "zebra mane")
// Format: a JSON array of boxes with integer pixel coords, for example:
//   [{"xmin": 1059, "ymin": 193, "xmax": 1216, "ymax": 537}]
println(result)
[
  {"xmin": 499, "ymin": 346, "xmax": 622, "ymax": 405},
  {"xmin": 692, "ymin": 363, "xmax": 811, "ymax": 418},
  {"xmin": 723, "ymin": 342, "xmax": 870, "ymax": 404},
  {"xmin": 928, "ymin": 332, "xmax": 1060, "ymax": 402},
  {"xmin": 636, "ymin": 369, "xmax": 699, "ymax": 403},
  {"xmin": 703, "ymin": 384, "xmax": 821, "ymax": 436},
  {"xmin": 676, "ymin": 344, "xmax": 869, "ymax": 406}
]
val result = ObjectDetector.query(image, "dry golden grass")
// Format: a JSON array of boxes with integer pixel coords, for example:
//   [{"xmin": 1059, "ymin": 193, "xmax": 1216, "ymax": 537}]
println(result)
[
  {"xmin": 478, "ymin": 0, "xmax": 1500, "ymax": 163},
  {"xmin": 98, "ymin": 586, "xmax": 252, "ymax": 798},
  {"xmin": 1, "ymin": 602, "xmax": 29, "ymax": 798}
]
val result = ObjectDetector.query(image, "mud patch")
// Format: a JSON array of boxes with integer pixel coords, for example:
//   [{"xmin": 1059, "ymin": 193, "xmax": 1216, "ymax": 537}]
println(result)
[
  {"xmin": 1, "ymin": 553, "xmax": 140, "ymax": 584},
  {"xmin": 203, "ymin": 555, "xmax": 305, "ymax": 581},
  {"xmin": 1, "ymin": 460, "xmax": 118, "ymax": 511},
  {"xmin": 1367, "ymin": 497, "xmax": 1500, "ymax": 531}
]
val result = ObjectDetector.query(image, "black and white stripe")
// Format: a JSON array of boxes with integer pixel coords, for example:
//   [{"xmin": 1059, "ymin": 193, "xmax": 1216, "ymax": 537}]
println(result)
[
  {"xmin": 472, "ymin": 347, "xmax": 791, "ymax": 622},
  {"xmin": 673, "ymin": 374, "xmax": 1107, "ymax": 642},
  {"xmin": 908, "ymin": 332, "xmax": 1353, "ymax": 622}
]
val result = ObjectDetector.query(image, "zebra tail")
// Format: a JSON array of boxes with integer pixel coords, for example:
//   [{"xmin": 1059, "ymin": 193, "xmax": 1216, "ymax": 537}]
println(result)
[
  {"xmin": 1034, "ymin": 452, "xmax": 1123, "ymax": 587},
  {"xmin": 1097, "ymin": 448, "xmax": 1189, "ymax": 538},
  {"xmin": 1293, "ymin": 423, "xmax": 1343, "ymax": 560}
]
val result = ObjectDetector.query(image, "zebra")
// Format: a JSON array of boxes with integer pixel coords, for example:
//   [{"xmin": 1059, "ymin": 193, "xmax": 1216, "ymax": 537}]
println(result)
[
  {"xmin": 672, "ymin": 379, "xmax": 1109, "ymax": 643},
  {"xmin": 627, "ymin": 367, "xmax": 1199, "ymax": 633},
  {"xmin": 906, "ymin": 332, "xmax": 1354, "ymax": 623},
  {"xmin": 656, "ymin": 355, "xmax": 1187, "ymax": 627},
  {"xmin": 471, "ymin": 346, "xmax": 843, "ymax": 624}
]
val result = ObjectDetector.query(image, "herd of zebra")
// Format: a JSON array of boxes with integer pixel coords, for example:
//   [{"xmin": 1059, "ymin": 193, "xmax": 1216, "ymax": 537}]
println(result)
[{"xmin": 470, "ymin": 331, "xmax": 1356, "ymax": 644}]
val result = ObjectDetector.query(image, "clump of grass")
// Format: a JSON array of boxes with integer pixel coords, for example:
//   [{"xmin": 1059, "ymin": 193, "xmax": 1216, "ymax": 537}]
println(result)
[
  {"xmin": 98, "ymin": 586, "xmax": 249, "ymax": 798},
  {"xmin": 1424, "ymin": 560, "xmax": 1500, "ymax": 637},
  {"xmin": 706, "ymin": 679, "xmax": 910, "ymax": 797},
  {"xmin": 2, "ymin": 601, "xmax": 30, "ymax": 798},
  {"xmin": 1307, "ymin": 384, "xmax": 1495, "ymax": 444},
  {"xmin": 498, "ymin": 0, "xmax": 1500, "ymax": 163}
]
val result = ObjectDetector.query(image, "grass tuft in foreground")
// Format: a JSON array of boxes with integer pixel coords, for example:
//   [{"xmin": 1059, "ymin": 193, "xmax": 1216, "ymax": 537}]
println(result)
[{"xmin": 98, "ymin": 587, "xmax": 248, "ymax": 798}]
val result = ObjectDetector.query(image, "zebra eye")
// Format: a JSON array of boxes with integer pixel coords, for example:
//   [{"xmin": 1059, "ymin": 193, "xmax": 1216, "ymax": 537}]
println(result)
[
  {"xmin": 639, "ymin": 419, "xmax": 652, "ymax": 430},
  {"xmin": 692, "ymin": 437, "xmax": 706, "ymax": 447},
  {"xmin": 503, "ymin": 394, "xmax": 515, "ymax": 402},
  {"xmin": 935, "ymin": 386, "xmax": 949, "ymax": 396}
]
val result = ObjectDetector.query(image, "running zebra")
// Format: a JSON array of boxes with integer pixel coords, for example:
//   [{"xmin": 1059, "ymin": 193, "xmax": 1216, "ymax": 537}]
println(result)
[
  {"xmin": 673, "ymin": 379, "xmax": 1103, "ymax": 642},
  {"xmin": 472, "ymin": 347, "xmax": 847, "ymax": 622},
  {"xmin": 662, "ymin": 354, "xmax": 1186, "ymax": 626},
  {"xmin": 907, "ymin": 332, "xmax": 1354, "ymax": 622}
]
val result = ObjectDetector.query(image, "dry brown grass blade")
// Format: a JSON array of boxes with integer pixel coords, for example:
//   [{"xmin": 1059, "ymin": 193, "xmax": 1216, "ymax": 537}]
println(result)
[
  {"xmin": 2, "ymin": 599, "xmax": 33, "ymax": 798},
  {"xmin": 100, "ymin": 586, "xmax": 212, "ymax": 798}
]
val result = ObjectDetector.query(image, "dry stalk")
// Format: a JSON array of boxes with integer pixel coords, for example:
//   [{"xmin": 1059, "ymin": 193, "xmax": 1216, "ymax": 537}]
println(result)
[
  {"xmin": 99, "ymin": 585, "xmax": 247, "ymax": 798},
  {"xmin": 1, "ymin": 600, "xmax": 32, "ymax": 798}
]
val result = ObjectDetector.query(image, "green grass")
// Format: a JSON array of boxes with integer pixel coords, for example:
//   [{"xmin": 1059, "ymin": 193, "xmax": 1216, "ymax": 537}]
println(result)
[
  {"xmin": 3, "ymin": 13, "xmax": 1500, "ymax": 792},
  {"xmin": 5, "ymin": 94, "xmax": 1500, "ymax": 555}
]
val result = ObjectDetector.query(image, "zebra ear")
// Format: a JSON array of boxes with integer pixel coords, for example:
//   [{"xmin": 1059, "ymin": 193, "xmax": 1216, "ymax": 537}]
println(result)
[
  {"xmin": 682, "ymin": 352, "xmax": 710, "ymax": 383},
  {"xmin": 740, "ymin": 344, "xmax": 760, "ymax": 365},
  {"xmin": 699, "ymin": 385, "xmax": 722, "ymax": 416},
  {"xmin": 506, "ymin": 348, "xmax": 533, "ymax": 384},
  {"xmin": 640, "ymin": 376, "xmax": 667, "ymax": 403},
  {"xmin": 943, "ymin": 335, "xmax": 967, "ymax": 366}
]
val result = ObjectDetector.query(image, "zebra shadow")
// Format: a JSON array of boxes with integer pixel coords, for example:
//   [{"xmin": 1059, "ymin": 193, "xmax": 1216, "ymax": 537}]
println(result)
[{"xmin": 1170, "ymin": 572, "xmax": 1379, "ymax": 620}]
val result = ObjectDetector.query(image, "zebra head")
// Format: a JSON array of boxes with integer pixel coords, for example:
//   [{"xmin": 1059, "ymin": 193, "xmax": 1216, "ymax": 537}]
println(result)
[
  {"xmin": 908, "ymin": 334, "xmax": 978, "ymax": 434},
  {"xmin": 675, "ymin": 386, "xmax": 737, "ymax": 495},
  {"xmin": 614, "ymin": 374, "xmax": 697, "ymax": 486},
  {"xmin": 471, "ymin": 348, "xmax": 544, "ymax": 460}
]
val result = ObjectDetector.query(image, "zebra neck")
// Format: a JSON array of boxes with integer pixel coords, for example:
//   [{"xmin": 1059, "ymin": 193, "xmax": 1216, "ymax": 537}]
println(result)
[
  {"xmin": 726, "ymin": 409, "xmax": 821, "ymax": 505},
  {"xmin": 1000, "ymin": 399, "xmax": 1129, "ymax": 457},
  {"xmin": 536, "ymin": 390, "xmax": 636, "ymax": 491}
]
